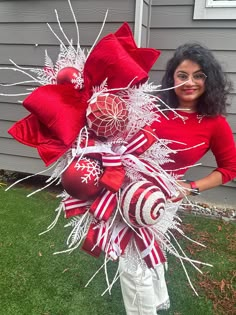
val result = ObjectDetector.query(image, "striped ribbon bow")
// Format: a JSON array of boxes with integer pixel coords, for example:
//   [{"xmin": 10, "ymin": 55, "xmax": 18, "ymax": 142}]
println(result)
[
  {"xmin": 99, "ymin": 125, "xmax": 157, "ymax": 192},
  {"xmin": 82, "ymin": 219, "xmax": 166, "ymax": 269}
]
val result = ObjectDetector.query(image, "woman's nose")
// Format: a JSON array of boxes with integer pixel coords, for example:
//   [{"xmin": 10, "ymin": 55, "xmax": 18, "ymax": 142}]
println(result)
[{"xmin": 184, "ymin": 76, "xmax": 195, "ymax": 84}]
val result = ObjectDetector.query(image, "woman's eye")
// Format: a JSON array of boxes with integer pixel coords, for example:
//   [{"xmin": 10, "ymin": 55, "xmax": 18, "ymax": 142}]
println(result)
[
  {"xmin": 194, "ymin": 74, "xmax": 204, "ymax": 79},
  {"xmin": 177, "ymin": 73, "xmax": 188, "ymax": 80},
  {"xmin": 193, "ymin": 73, "xmax": 207, "ymax": 81},
  {"xmin": 193, "ymin": 74, "xmax": 201, "ymax": 80}
]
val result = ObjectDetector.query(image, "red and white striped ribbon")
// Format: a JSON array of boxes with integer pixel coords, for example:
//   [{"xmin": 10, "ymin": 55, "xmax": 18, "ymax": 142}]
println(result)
[
  {"xmin": 90, "ymin": 190, "xmax": 117, "ymax": 221},
  {"xmin": 135, "ymin": 227, "xmax": 166, "ymax": 268},
  {"xmin": 63, "ymin": 197, "xmax": 91, "ymax": 218},
  {"xmin": 95, "ymin": 220, "xmax": 132, "ymax": 260},
  {"xmin": 125, "ymin": 133, "xmax": 147, "ymax": 154},
  {"xmin": 95, "ymin": 221, "xmax": 111, "ymax": 252},
  {"xmin": 102, "ymin": 154, "xmax": 122, "ymax": 167},
  {"xmin": 107, "ymin": 221, "xmax": 133, "ymax": 260}
]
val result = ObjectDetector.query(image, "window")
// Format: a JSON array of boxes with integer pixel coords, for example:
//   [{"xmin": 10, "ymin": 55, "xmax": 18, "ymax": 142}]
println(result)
[
  {"xmin": 194, "ymin": 0, "xmax": 236, "ymax": 19},
  {"xmin": 207, "ymin": 0, "xmax": 236, "ymax": 6}
]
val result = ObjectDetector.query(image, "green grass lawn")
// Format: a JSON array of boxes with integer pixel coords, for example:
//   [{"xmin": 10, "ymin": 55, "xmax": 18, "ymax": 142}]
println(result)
[{"xmin": 0, "ymin": 184, "xmax": 235, "ymax": 315}]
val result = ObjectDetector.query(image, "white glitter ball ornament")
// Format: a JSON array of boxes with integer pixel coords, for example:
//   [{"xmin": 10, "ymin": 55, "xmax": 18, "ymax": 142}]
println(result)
[{"xmin": 121, "ymin": 181, "xmax": 166, "ymax": 227}]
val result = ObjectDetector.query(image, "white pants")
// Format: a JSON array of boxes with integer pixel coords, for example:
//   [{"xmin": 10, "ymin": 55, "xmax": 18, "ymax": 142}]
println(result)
[{"xmin": 119, "ymin": 258, "xmax": 169, "ymax": 315}]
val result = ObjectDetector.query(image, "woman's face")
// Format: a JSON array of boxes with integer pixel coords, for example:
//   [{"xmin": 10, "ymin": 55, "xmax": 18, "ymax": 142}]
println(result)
[{"xmin": 173, "ymin": 59, "xmax": 206, "ymax": 111}]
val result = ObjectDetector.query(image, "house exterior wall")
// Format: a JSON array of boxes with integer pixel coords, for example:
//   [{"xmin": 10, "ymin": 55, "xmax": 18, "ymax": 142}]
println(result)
[
  {"xmin": 0, "ymin": 0, "xmax": 136, "ymax": 175},
  {"xmin": 149, "ymin": 0, "xmax": 236, "ymax": 207},
  {"xmin": 0, "ymin": 0, "xmax": 235, "ymax": 206}
]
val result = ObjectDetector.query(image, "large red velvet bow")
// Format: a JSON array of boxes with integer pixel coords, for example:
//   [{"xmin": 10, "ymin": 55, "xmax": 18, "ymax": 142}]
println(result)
[
  {"xmin": 8, "ymin": 22, "xmax": 160, "ymax": 166},
  {"xmin": 8, "ymin": 84, "xmax": 89, "ymax": 166}
]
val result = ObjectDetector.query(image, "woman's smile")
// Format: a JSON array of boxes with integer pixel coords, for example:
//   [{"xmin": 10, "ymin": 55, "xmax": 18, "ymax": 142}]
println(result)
[{"xmin": 182, "ymin": 88, "xmax": 197, "ymax": 93}]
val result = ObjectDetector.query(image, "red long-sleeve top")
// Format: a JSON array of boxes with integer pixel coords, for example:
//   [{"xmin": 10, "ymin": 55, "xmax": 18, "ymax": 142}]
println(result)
[{"xmin": 151, "ymin": 111, "xmax": 236, "ymax": 184}]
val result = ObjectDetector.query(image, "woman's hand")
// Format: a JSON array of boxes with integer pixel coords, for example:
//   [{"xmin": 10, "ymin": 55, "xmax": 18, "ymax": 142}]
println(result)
[
  {"xmin": 171, "ymin": 181, "xmax": 192, "ymax": 202},
  {"xmin": 171, "ymin": 171, "xmax": 223, "ymax": 202}
]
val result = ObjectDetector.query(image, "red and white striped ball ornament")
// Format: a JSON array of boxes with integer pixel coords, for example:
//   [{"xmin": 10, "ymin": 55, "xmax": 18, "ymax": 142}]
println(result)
[
  {"xmin": 121, "ymin": 181, "xmax": 166, "ymax": 227},
  {"xmin": 86, "ymin": 93, "xmax": 128, "ymax": 138}
]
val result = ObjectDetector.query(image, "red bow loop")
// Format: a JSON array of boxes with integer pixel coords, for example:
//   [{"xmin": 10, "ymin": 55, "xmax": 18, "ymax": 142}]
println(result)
[
  {"xmin": 82, "ymin": 220, "xmax": 165, "ymax": 269},
  {"xmin": 99, "ymin": 154, "xmax": 126, "ymax": 192},
  {"xmin": 125, "ymin": 125, "xmax": 156, "ymax": 155},
  {"xmin": 89, "ymin": 190, "xmax": 118, "ymax": 221},
  {"xmin": 63, "ymin": 197, "xmax": 91, "ymax": 218}
]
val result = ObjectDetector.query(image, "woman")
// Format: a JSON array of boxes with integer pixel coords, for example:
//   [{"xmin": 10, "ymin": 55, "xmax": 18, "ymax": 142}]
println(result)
[{"xmin": 119, "ymin": 43, "xmax": 236, "ymax": 314}]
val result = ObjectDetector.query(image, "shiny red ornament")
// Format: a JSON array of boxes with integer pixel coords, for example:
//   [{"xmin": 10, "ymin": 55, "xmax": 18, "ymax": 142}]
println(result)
[
  {"xmin": 61, "ymin": 157, "xmax": 104, "ymax": 200},
  {"xmin": 86, "ymin": 93, "xmax": 128, "ymax": 138},
  {"xmin": 56, "ymin": 67, "xmax": 82, "ymax": 88},
  {"xmin": 121, "ymin": 181, "xmax": 166, "ymax": 227}
]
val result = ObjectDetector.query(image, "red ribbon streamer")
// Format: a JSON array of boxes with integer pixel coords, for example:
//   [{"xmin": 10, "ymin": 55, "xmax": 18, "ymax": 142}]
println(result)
[
  {"xmin": 81, "ymin": 221, "xmax": 103, "ymax": 258},
  {"xmin": 134, "ymin": 227, "xmax": 166, "ymax": 268}
]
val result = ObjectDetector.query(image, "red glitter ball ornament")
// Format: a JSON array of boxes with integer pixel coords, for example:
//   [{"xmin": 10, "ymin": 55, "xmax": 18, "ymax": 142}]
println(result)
[
  {"xmin": 56, "ymin": 67, "xmax": 83, "ymax": 89},
  {"xmin": 61, "ymin": 157, "xmax": 103, "ymax": 200},
  {"xmin": 121, "ymin": 181, "xmax": 166, "ymax": 227},
  {"xmin": 86, "ymin": 93, "xmax": 128, "ymax": 138}
]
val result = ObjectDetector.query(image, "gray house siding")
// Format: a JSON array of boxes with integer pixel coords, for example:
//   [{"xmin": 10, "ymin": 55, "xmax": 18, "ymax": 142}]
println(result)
[
  {"xmin": 0, "ymin": 0, "xmax": 136, "ymax": 175},
  {"xmin": 149, "ymin": 0, "xmax": 236, "ymax": 206},
  {"xmin": 0, "ymin": 0, "xmax": 235, "ymax": 206}
]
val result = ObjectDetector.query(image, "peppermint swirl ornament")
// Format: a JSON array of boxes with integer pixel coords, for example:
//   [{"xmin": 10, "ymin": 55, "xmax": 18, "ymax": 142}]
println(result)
[
  {"xmin": 86, "ymin": 93, "xmax": 128, "ymax": 138},
  {"xmin": 121, "ymin": 181, "xmax": 166, "ymax": 227}
]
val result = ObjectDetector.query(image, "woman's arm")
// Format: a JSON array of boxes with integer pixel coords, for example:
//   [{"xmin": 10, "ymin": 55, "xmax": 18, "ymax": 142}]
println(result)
[
  {"xmin": 210, "ymin": 116, "xmax": 236, "ymax": 183},
  {"xmin": 179, "ymin": 170, "xmax": 223, "ymax": 197},
  {"xmin": 182, "ymin": 116, "xmax": 236, "ymax": 197}
]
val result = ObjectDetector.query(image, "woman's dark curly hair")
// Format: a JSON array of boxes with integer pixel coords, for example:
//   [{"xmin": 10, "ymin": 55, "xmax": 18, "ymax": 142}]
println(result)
[{"xmin": 160, "ymin": 43, "xmax": 232, "ymax": 115}]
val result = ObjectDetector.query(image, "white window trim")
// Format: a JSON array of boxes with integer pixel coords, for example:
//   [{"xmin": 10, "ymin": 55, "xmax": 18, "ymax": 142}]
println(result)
[
  {"xmin": 207, "ymin": 0, "xmax": 236, "ymax": 7},
  {"xmin": 134, "ymin": 0, "xmax": 144, "ymax": 47},
  {"xmin": 194, "ymin": 0, "xmax": 236, "ymax": 19}
]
